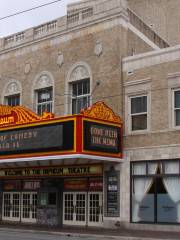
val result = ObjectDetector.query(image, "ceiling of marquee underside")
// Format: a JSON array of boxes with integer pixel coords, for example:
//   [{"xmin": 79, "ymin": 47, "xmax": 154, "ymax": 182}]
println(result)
[{"xmin": 0, "ymin": 156, "xmax": 122, "ymax": 169}]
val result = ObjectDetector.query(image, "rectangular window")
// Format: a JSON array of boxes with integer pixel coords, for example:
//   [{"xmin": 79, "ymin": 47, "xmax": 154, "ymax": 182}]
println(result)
[
  {"xmin": 131, "ymin": 161, "xmax": 180, "ymax": 224},
  {"xmin": 72, "ymin": 79, "xmax": 90, "ymax": 114},
  {"xmin": 5, "ymin": 94, "xmax": 20, "ymax": 106},
  {"xmin": 36, "ymin": 87, "xmax": 53, "ymax": 116},
  {"xmin": 174, "ymin": 90, "xmax": 180, "ymax": 126},
  {"xmin": 130, "ymin": 95, "xmax": 147, "ymax": 131}
]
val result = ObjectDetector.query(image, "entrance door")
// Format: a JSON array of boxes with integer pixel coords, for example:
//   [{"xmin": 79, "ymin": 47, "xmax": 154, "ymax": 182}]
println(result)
[
  {"xmin": 63, "ymin": 192, "xmax": 86, "ymax": 226},
  {"xmin": 63, "ymin": 192, "xmax": 103, "ymax": 226},
  {"xmin": 88, "ymin": 192, "xmax": 103, "ymax": 226},
  {"xmin": 2, "ymin": 192, "xmax": 20, "ymax": 221},
  {"xmin": 21, "ymin": 192, "xmax": 37, "ymax": 223}
]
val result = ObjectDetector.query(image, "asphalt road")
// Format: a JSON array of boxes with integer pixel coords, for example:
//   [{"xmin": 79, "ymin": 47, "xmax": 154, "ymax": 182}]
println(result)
[{"xmin": 0, "ymin": 229, "xmax": 116, "ymax": 240}]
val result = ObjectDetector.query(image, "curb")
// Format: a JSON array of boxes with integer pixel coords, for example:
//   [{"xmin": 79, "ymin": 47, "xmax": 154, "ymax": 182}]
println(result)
[{"xmin": 0, "ymin": 227, "xmax": 179, "ymax": 240}]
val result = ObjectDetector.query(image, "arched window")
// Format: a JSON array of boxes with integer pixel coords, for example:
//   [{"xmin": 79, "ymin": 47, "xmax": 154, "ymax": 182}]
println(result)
[
  {"xmin": 3, "ymin": 80, "xmax": 21, "ymax": 106},
  {"xmin": 66, "ymin": 62, "xmax": 92, "ymax": 114},
  {"xmin": 33, "ymin": 71, "xmax": 54, "ymax": 116}
]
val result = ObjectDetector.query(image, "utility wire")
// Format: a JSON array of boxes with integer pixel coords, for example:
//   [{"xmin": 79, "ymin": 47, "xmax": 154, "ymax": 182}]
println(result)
[{"xmin": 0, "ymin": 0, "xmax": 62, "ymax": 21}]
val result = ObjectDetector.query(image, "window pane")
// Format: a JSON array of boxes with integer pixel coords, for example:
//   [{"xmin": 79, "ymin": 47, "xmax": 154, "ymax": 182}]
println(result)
[
  {"xmin": 175, "ymin": 91, "xmax": 180, "ymax": 108},
  {"xmin": 72, "ymin": 84, "xmax": 77, "ymax": 96},
  {"xmin": 82, "ymin": 79, "xmax": 89, "ymax": 95},
  {"xmin": 6, "ymin": 94, "xmax": 20, "ymax": 106},
  {"xmin": 78, "ymin": 98, "xmax": 84, "ymax": 112},
  {"xmin": 37, "ymin": 88, "xmax": 52, "ymax": 103},
  {"xmin": 131, "ymin": 96, "xmax": 147, "ymax": 114},
  {"xmin": 175, "ymin": 109, "xmax": 180, "ymax": 126},
  {"xmin": 71, "ymin": 79, "xmax": 90, "ymax": 114},
  {"xmin": 148, "ymin": 163, "xmax": 158, "ymax": 175},
  {"xmin": 37, "ymin": 105, "xmax": 42, "ymax": 115},
  {"xmin": 77, "ymin": 82, "xmax": 83, "ymax": 95},
  {"xmin": 132, "ymin": 114, "xmax": 147, "ymax": 131},
  {"xmin": 132, "ymin": 177, "xmax": 154, "ymax": 222},
  {"xmin": 133, "ymin": 163, "xmax": 146, "ymax": 175},
  {"xmin": 72, "ymin": 99, "xmax": 77, "ymax": 114},
  {"xmin": 157, "ymin": 177, "xmax": 180, "ymax": 223},
  {"xmin": 164, "ymin": 161, "xmax": 179, "ymax": 174},
  {"xmin": 36, "ymin": 88, "xmax": 53, "ymax": 115}
]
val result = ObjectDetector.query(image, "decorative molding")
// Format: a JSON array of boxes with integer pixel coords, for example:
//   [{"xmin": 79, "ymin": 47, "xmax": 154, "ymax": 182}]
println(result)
[
  {"xmin": 123, "ymin": 44, "xmax": 180, "ymax": 72},
  {"xmin": 35, "ymin": 74, "xmax": 52, "ymax": 89},
  {"xmin": 167, "ymin": 72, "xmax": 180, "ymax": 79},
  {"xmin": 3, "ymin": 80, "xmax": 21, "ymax": 95},
  {"xmin": 33, "ymin": 71, "xmax": 54, "ymax": 90},
  {"xmin": 69, "ymin": 65, "xmax": 89, "ymax": 82},
  {"xmin": 2, "ymin": 79, "xmax": 22, "ymax": 105},
  {"xmin": 124, "ymin": 144, "xmax": 180, "ymax": 161},
  {"xmin": 5, "ymin": 82, "xmax": 20, "ymax": 95},
  {"xmin": 65, "ymin": 62, "xmax": 93, "ymax": 114},
  {"xmin": 32, "ymin": 71, "xmax": 55, "ymax": 113},
  {"xmin": 80, "ymin": 101, "xmax": 123, "ymax": 124},
  {"xmin": 124, "ymin": 77, "xmax": 151, "ymax": 87}
]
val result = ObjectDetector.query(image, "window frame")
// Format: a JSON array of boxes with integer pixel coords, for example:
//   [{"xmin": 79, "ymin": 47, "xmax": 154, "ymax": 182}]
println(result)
[
  {"xmin": 131, "ymin": 160, "xmax": 180, "ymax": 224},
  {"xmin": 172, "ymin": 88, "xmax": 180, "ymax": 128},
  {"xmin": 128, "ymin": 93, "xmax": 150, "ymax": 134},
  {"xmin": 35, "ymin": 87, "xmax": 53, "ymax": 116},
  {"xmin": 4, "ymin": 93, "xmax": 20, "ymax": 106},
  {"xmin": 71, "ymin": 78, "xmax": 90, "ymax": 114}
]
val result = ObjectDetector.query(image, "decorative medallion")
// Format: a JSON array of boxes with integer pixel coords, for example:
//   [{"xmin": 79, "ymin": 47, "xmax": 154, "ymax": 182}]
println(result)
[
  {"xmin": 57, "ymin": 53, "xmax": 64, "ymax": 67},
  {"xmin": 70, "ymin": 66, "xmax": 89, "ymax": 82},
  {"xmin": 94, "ymin": 41, "xmax": 103, "ymax": 57},
  {"xmin": 5, "ymin": 81, "xmax": 20, "ymax": 95},
  {"xmin": 80, "ymin": 102, "xmax": 123, "ymax": 124},
  {"xmin": 24, "ymin": 63, "xmax": 31, "ymax": 74},
  {"xmin": 0, "ymin": 105, "xmax": 54, "ymax": 128},
  {"xmin": 35, "ymin": 74, "xmax": 52, "ymax": 89}
]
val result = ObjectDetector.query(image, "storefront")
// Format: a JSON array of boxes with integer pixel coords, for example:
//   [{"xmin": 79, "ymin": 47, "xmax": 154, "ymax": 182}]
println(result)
[
  {"xmin": 0, "ymin": 102, "xmax": 123, "ymax": 227},
  {"xmin": 131, "ymin": 160, "xmax": 180, "ymax": 224}
]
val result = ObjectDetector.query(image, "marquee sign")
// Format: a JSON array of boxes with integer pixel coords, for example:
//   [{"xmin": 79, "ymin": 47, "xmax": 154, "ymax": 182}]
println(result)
[
  {"xmin": 0, "ymin": 102, "xmax": 123, "ymax": 159},
  {"xmin": 81, "ymin": 102, "xmax": 123, "ymax": 157},
  {"xmin": 0, "ymin": 165, "xmax": 103, "ymax": 178},
  {"xmin": 83, "ymin": 121, "xmax": 121, "ymax": 154},
  {"xmin": 0, "ymin": 121, "xmax": 74, "ymax": 155}
]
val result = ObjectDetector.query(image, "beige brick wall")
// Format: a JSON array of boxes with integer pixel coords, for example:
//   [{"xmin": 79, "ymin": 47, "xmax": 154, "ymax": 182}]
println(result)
[
  {"xmin": 128, "ymin": 0, "xmax": 180, "ymax": 46},
  {"xmin": 124, "ymin": 59, "xmax": 180, "ymax": 152},
  {"xmin": 0, "ymin": 25, "xmax": 123, "ymax": 115},
  {"xmin": 127, "ymin": 29, "xmax": 153, "ymax": 55}
]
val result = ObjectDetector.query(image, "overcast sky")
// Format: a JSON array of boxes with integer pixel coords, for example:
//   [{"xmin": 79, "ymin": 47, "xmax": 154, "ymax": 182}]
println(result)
[{"xmin": 0, "ymin": 0, "xmax": 80, "ymax": 37}]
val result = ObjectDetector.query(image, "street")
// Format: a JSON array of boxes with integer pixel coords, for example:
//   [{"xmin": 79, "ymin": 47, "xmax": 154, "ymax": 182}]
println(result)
[{"xmin": 0, "ymin": 228, "xmax": 117, "ymax": 240}]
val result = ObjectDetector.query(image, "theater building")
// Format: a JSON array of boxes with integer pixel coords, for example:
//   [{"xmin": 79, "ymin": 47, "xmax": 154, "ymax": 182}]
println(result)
[
  {"xmin": 1, "ymin": 0, "xmax": 180, "ymax": 233},
  {"xmin": 0, "ymin": 102, "xmax": 122, "ymax": 227}
]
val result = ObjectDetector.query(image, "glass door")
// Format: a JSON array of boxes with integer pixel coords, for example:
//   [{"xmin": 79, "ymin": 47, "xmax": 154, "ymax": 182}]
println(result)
[
  {"xmin": 88, "ymin": 192, "xmax": 103, "ymax": 226},
  {"xmin": 2, "ymin": 192, "xmax": 20, "ymax": 221},
  {"xmin": 63, "ymin": 193, "xmax": 74, "ymax": 224},
  {"xmin": 75, "ymin": 193, "xmax": 86, "ymax": 225},
  {"xmin": 21, "ymin": 192, "xmax": 37, "ymax": 223},
  {"xmin": 63, "ymin": 192, "xmax": 86, "ymax": 226}
]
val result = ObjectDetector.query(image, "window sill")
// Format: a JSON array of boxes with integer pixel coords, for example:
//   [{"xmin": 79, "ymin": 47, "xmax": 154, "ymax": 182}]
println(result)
[
  {"xmin": 171, "ymin": 126, "xmax": 180, "ymax": 131},
  {"xmin": 127, "ymin": 129, "xmax": 150, "ymax": 136}
]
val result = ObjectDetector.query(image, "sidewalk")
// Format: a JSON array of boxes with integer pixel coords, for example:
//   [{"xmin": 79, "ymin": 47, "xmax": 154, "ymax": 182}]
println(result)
[{"xmin": 0, "ymin": 222, "xmax": 180, "ymax": 240}]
